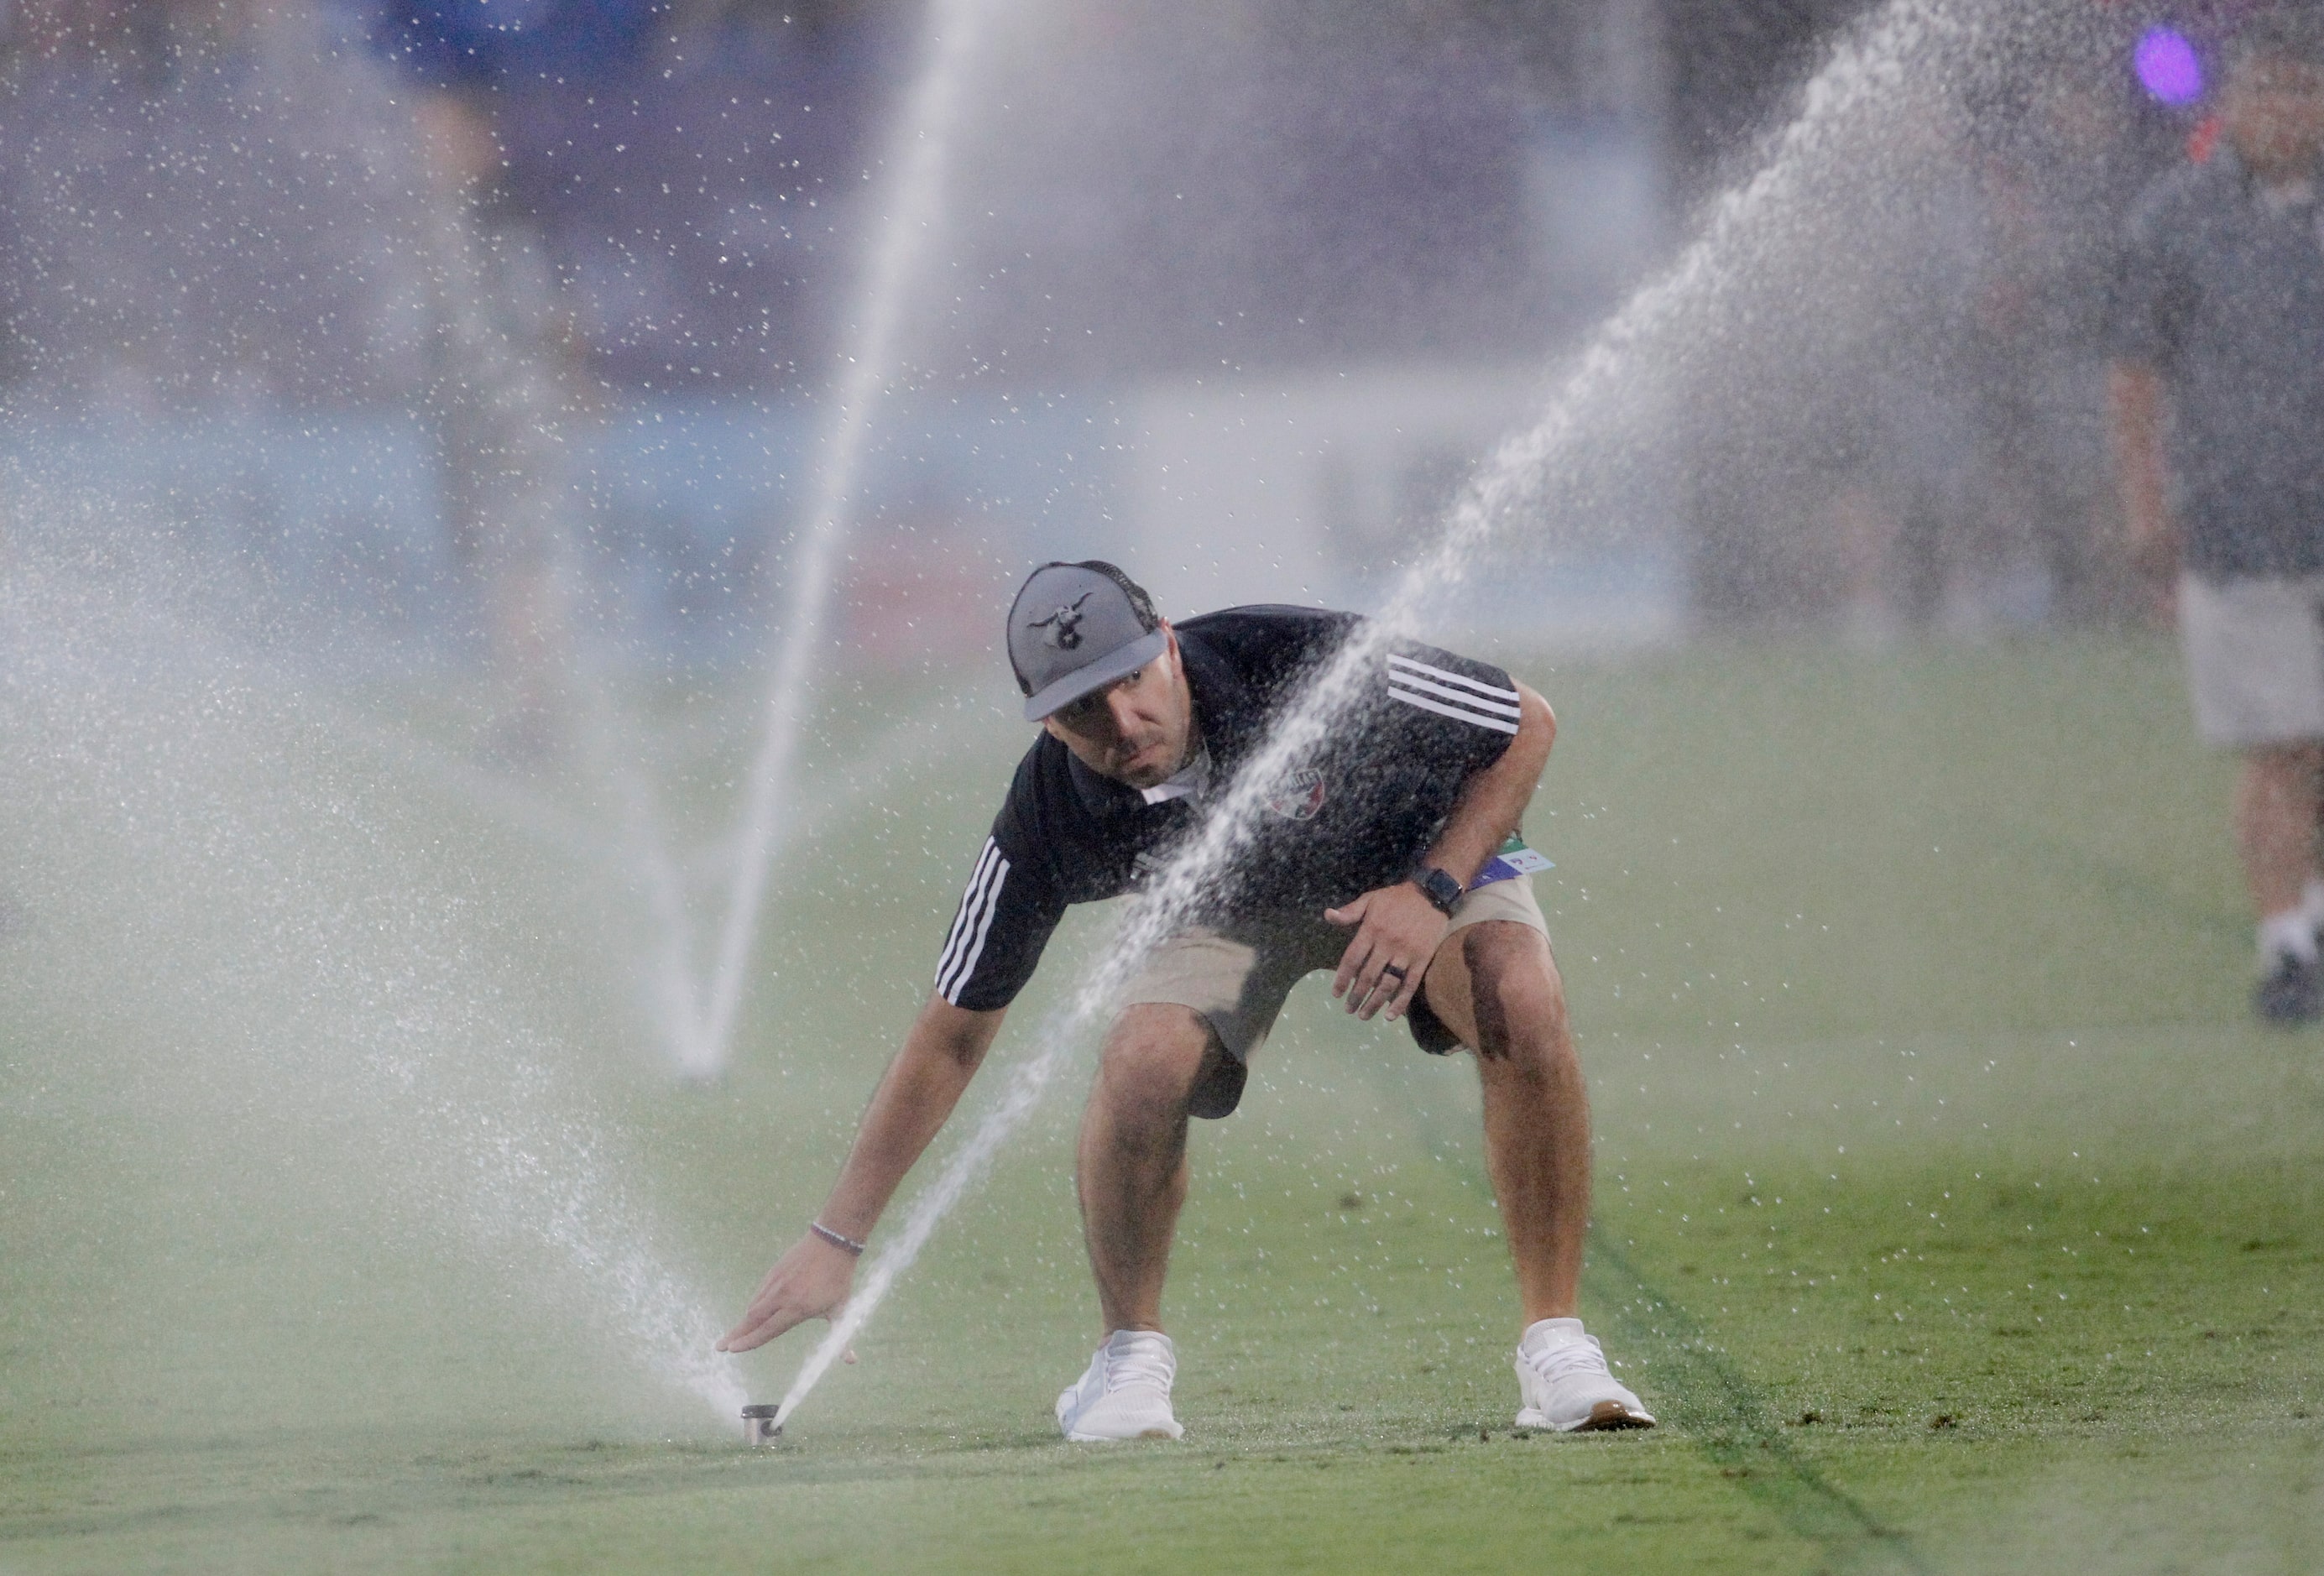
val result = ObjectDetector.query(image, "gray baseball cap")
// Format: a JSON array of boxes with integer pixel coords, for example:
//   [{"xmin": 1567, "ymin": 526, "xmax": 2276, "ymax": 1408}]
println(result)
[{"xmin": 1006, "ymin": 561, "xmax": 1169, "ymax": 722}]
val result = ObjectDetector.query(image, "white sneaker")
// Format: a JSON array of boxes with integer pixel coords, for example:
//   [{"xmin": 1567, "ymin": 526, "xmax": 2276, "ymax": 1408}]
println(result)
[
  {"xmin": 1513, "ymin": 1318, "xmax": 1655, "ymax": 1432},
  {"xmin": 1055, "ymin": 1329, "xmax": 1185, "ymax": 1441}
]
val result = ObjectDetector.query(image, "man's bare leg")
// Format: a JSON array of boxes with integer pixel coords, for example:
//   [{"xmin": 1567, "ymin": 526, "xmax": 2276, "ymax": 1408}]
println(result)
[
  {"xmin": 1075, "ymin": 1003, "xmax": 1219, "ymax": 1334},
  {"xmin": 1420, "ymin": 920, "xmax": 1651, "ymax": 1430},
  {"xmin": 2236, "ymin": 743, "xmax": 2323, "ymax": 920},
  {"xmin": 1419, "ymin": 921, "xmax": 1589, "ymax": 1328}
]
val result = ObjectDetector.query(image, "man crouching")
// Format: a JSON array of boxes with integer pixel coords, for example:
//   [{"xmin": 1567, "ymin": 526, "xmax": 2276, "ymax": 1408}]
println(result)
[{"xmin": 720, "ymin": 561, "xmax": 1653, "ymax": 1439}]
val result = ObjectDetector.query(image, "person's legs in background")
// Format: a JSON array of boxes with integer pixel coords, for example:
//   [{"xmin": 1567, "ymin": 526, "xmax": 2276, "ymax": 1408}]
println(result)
[
  {"xmin": 2175, "ymin": 572, "xmax": 2324, "ymax": 1024},
  {"xmin": 2238, "ymin": 740, "xmax": 2324, "ymax": 1022}
]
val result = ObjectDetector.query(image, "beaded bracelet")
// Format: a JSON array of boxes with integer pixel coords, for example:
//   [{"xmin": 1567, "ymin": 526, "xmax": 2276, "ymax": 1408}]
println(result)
[{"xmin": 810, "ymin": 1220, "xmax": 867, "ymax": 1256}]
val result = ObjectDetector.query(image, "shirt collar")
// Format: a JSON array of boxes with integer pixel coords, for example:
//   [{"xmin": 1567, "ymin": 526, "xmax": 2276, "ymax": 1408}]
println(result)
[
  {"xmin": 1138, "ymin": 741, "xmax": 1212, "ymax": 806},
  {"xmin": 1065, "ymin": 728, "xmax": 1209, "ymax": 817}
]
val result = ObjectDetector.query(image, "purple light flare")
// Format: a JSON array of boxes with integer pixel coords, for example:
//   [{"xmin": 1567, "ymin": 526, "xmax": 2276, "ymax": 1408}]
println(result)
[{"xmin": 2136, "ymin": 27, "xmax": 2205, "ymax": 107}]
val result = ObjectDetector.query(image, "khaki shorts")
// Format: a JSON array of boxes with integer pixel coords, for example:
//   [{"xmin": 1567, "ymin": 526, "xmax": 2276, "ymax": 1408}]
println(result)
[
  {"xmin": 1120, "ymin": 876, "xmax": 1549, "ymax": 1117},
  {"xmin": 2180, "ymin": 571, "xmax": 2324, "ymax": 748}
]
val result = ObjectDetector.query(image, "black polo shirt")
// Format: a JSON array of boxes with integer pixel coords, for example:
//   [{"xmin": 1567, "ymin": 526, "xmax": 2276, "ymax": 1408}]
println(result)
[
  {"xmin": 2110, "ymin": 149, "xmax": 2324, "ymax": 578},
  {"xmin": 933, "ymin": 604, "xmax": 1522, "ymax": 1012}
]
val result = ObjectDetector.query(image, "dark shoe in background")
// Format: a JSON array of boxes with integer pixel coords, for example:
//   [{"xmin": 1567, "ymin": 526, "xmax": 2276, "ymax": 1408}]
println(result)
[{"xmin": 2253, "ymin": 952, "xmax": 2322, "ymax": 1025}]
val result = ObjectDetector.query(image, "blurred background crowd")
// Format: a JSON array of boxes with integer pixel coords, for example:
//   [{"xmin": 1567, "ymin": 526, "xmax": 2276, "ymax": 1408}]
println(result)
[{"xmin": 0, "ymin": 0, "xmax": 2270, "ymax": 674}]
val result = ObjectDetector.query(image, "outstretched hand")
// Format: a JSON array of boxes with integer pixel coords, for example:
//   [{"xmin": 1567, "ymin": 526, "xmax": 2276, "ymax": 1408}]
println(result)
[
  {"xmin": 718, "ymin": 1234, "xmax": 860, "ymax": 1356},
  {"xmin": 1324, "ymin": 880, "xmax": 1450, "ymax": 1022}
]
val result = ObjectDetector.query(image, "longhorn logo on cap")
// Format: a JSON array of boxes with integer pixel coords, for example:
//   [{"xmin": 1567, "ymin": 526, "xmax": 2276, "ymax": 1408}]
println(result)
[{"xmin": 1026, "ymin": 591, "xmax": 1093, "ymax": 650}]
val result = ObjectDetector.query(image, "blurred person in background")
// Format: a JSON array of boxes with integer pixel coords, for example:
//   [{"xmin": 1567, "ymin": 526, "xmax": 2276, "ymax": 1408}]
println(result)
[
  {"xmin": 0, "ymin": 0, "xmax": 603, "ymax": 724},
  {"xmin": 2109, "ymin": 10, "xmax": 2324, "ymax": 1023},
  {"xmin": 1971, "ymin": 51, "xmax": 2151, "ymax": 624},
  {"xmin": 405, "ymin": 81, "xmax": 590, "ymax": 763},
  {"xmin": 1846, "ymin": 86, "xmax": 1991, "ymax": 634},
  {"xmin": 366, "ymin": 0, "xmax": 661, "ymax": 761}
]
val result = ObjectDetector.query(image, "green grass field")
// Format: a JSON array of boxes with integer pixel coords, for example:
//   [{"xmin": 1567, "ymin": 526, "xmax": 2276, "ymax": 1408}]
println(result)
[{"xmin": 4, "ymin": 631, "xmax": 2322, "ymax": 1573}]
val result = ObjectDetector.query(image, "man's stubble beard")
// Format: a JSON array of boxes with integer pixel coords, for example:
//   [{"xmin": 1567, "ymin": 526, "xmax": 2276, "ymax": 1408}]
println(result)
[{"xmin": 1115, "ymin": 709, "xmax": 1199, "ymax": 791}]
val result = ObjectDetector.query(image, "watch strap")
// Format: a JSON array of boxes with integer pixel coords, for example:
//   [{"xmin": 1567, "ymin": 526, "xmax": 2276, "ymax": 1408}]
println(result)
[{"xmin": 1412, "ymin": 864, "xmax": 1464, "ymax": 916}]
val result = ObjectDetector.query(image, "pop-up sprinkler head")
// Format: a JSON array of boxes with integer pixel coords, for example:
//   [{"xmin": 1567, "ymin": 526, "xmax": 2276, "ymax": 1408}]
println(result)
[{"xmin": 742, "ymin": 1403, "xmax": 781, "ymax": 1445}]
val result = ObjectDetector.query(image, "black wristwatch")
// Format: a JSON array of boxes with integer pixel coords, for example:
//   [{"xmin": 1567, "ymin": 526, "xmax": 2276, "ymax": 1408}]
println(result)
[{"xmin": 1411, "ymin": 864, "xmax": 1464, "ymax": 916}]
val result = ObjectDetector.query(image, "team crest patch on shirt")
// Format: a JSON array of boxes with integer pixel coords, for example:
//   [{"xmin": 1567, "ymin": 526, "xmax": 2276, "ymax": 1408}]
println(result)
[{"xmin": 1265, "ymin": 767, "xmax": 1328, "ymax": 822}]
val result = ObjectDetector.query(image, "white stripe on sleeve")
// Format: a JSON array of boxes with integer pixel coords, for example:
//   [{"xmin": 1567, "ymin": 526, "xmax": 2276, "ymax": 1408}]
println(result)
[
  {"xmin": 1387, "ymin": 685, "xmax": 1520, "ymax": 733},
  {"xmin": 940, "ymin": 852, "xmax": 1011, "ymax": 1002},
  {"xmin": 1384, "ymin": 666, "xmax": 1521, "ymax": 718},
  {"xmin": 934, "ymin": 840, "xmax": 1000, "ymax": 992},
  {"xmin": 1387, "ymin": 652, "xmax": 1519, "ymax": 704},
  {"xmin": 936, "ymin": 843, "xmax": 1012, "ymax": 1002}
]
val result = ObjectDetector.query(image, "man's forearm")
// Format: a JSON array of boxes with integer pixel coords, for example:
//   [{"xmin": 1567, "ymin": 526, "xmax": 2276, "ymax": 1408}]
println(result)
[
  {"xmin": 1423, "ymin": 682, "xmax": 1555, "ymax": 887},
  {"xmin": 813, "ymin": 995, "xmax": 1004, "ymax": 1241}
]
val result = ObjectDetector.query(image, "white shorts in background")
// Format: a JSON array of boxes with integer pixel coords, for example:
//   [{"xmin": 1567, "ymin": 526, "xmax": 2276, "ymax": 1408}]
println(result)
[{"xmin": 2180, "ymin": 571, "xmax": 2324, "ymax": 748}]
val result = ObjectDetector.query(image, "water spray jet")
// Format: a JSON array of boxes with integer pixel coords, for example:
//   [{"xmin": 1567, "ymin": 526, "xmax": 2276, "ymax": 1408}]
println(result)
[
  {"xmin": 0, "ymin": 568, "xmax": 752, "ymax": 1429},
  {"xmin": 692, "ymin": 0, "xmax": 993, "ymax": 1080}
]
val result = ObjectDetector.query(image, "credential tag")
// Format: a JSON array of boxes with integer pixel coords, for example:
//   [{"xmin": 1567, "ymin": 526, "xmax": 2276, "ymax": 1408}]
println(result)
[{"xmin": 1468, "ymin": 833, "xmax": 1554, "ymax": 889}]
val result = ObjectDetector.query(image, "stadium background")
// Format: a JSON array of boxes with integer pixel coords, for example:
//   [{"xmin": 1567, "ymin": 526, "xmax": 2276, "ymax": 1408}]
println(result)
[
  {"xmin": 0, "ymin": 0, "xmax": 2212, "ymax": 656},
  {"xmin": 3, "ymin": 3, "xmax": 2321, "ymax": 1573}
]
